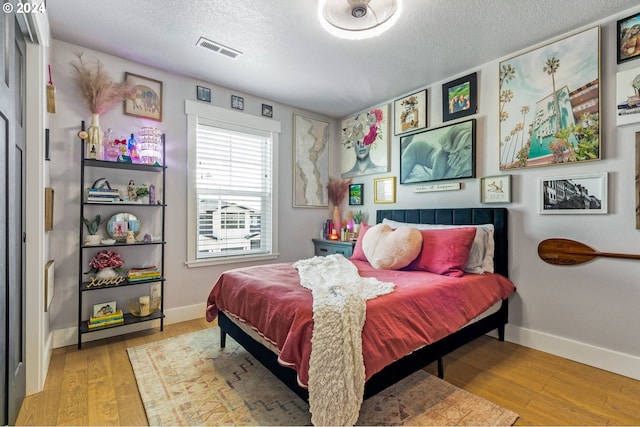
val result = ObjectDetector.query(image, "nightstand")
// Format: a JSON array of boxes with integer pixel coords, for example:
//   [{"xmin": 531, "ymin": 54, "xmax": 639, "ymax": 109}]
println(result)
[{"xmin": 312, "ymin": 239, "xmax": 356, "ymax": 257}]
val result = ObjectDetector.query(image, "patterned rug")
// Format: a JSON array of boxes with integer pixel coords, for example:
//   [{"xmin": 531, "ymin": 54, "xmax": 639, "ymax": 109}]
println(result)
[{"xmin": 128, "ymin": 329, "xmax": 519, "ymax": 426}]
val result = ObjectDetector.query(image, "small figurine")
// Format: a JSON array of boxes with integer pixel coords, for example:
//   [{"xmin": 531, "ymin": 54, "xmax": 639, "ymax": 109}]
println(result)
[
  {"xmin": 127, "ymin": 180, "xmax": 136, "ymax": 202},
  {"xmin": 126, "ymin": 230, "xmax": 136, "ymax": 244}
]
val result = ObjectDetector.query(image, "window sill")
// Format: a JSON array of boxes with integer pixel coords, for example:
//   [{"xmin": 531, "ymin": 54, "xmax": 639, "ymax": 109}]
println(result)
[{"xmin": 185, "ymin": 253, "xmax": 280, "ymax": 268}]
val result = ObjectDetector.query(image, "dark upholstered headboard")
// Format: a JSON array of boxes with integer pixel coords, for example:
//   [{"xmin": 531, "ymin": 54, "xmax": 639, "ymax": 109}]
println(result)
[{"xmin": 376, "ymin": 208, "xmax": 509, "ymax": 278}]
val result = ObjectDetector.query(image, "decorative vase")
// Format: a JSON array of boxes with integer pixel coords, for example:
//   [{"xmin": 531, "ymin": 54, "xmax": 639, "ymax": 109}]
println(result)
[
  {"xmin": 353, "ymin": 223, "xmax": 360, "ymax": 237},
  {"xmin": 95, "ymin": 267, "xmax": 117, "ymax": 279},
  {"xmin": 87, "ymin": 113, "xmax": 103, "ymax": 160},
  {"xmin": 84, "ymin": 234, "xmax": 102, "ymax": 246},
  {"xmin": 332, "ymin": 205, "xmax": 341, "ymax": 235}
]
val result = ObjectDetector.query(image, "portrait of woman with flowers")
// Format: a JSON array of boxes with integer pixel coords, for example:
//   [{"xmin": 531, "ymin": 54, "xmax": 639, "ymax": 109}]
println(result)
[{"xmin": 340, "ymin": 104, "xmax": 389, "ymax": 178}]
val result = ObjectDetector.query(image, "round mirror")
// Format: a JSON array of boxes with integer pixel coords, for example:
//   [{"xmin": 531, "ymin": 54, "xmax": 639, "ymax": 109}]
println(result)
[{"xmin": 107, "ymin": 212, "xmax": 141, "ymax": 241}]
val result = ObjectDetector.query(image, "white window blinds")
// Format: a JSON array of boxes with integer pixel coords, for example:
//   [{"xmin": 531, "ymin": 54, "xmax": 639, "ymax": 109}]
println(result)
[{"xmin": 196, "ymin": 123, "xmax": 272, "ymax": 259}]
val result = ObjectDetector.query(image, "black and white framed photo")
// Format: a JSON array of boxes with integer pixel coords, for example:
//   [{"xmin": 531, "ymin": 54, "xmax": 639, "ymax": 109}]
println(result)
[
  {"xmin": 231, "ymin": 95, "xmax": 244, "ymax": 110},
  {"xmin": 540, "ymin": 172, "xmax": 607, "ymax": 214},
  {"xmin": 262, "ymin": 103, "xmax": 273, "ymax": 118},
  {"xmin": 400, "ymin": 118, "xmax": 475, "ymax": 184},
  {"xmin": 197, "ymin": 86, "xmax": 211, "ymax": 102},
  {"xmin": 442, "ymin": 72, "xmax": 477, "ymax": 122}
]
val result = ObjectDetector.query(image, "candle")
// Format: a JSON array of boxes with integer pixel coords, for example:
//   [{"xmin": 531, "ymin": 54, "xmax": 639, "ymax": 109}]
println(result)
[{"xmin": 139, "ymin": 295, "xmax": 150, "ymax": 316}]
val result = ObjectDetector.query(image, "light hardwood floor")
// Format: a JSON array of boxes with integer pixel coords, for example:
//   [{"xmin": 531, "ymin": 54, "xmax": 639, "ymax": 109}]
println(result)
[{"xmin": 17, "ymin": 319, "xmax": 640, "ymax": 426}]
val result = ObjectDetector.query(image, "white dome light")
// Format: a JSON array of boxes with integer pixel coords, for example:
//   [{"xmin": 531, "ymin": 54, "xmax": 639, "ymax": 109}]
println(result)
[{"xmin": 318, "ymin": 0, "xmax": 403, "ymax": 40}]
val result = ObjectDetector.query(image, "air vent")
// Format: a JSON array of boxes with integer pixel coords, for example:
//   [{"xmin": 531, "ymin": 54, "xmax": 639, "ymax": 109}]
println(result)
[{"xmin": 196, "ymin": 37, "xmax": 242, "ymax": 60}]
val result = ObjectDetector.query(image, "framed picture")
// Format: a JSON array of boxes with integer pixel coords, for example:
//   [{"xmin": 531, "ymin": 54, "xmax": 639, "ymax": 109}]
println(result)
[
  {"xmin": 45, "ymin": 187, "xmax": 54, "ymax": 231},
  {"xmin": 400, "ymin": 118, "xmax": 476, "ymax": 184},
  {"xmin": 616, "ymin": 66, "xmax": 640, "ymax": 126},
  {"xmin": 93, "ymin": 301, "xmax": 117, "ymax": 318},
  {"xmin": 617, "ymin": 12, "xmax": 640, "ymax": 64},
  {"xmin": 499, "ymin": 26, "xmax": 600, "ymax": 170},
  {"xmin": 394, "ymin": 89, "xmax": 427, "ymax": 135},
  {"xmin": 293, "ymin": 113, "xmax": 330, "ymax": 207},
  {"xmin": 262, "ymin": 104, "xmax": 273, "ymax": 118},
  {"xmin": 480, "ymin": 175, "xmax": 511, "ymax": 204},
  {"xmin": 124, "ymin": 72, "xmax": 163, "ymax": 121},
  {"xmin": 540, "ymin": 172, "xmax": 607, "ymax": 214},
  {"xmin": 636, "ymin": 133, "xmax": 640, "ymax": 228},
  {"xmin": 442, "ymin": 72, "xmax": 477, "ymax": 122},
  {"xmin": 44, "ymin": 260, "xmax": 54, "ymax": 312},
  {"xmin": 196, "ymin": 85, "xmax": 211, "ymax": 102},
  {"xmin": 348, "ymin": 183, "xmax": 363, "ymax": 205},
  {"xmin": 374, "ymin": 177, "xmax": 396, "ymax": 204},
  {"xmin": 340, "ymin": 104, "xmax": 390, "ymax": 178},
  {"xmin": 231, "ymin": 95, "xmax": 244, "ymax": 110}
]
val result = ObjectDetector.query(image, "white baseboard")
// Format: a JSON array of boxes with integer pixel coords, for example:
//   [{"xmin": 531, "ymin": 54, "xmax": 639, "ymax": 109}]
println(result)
[
  {"xmin": 51, "ymin": 303, "xmax": 207, "ymax": 349},
  {"xmin": 505, "ymin": 324, "xmax": 640, "ymax": 381},
  {"xmin": 49, "ymin": 305, "xmax": 640, "ymax": 382}
]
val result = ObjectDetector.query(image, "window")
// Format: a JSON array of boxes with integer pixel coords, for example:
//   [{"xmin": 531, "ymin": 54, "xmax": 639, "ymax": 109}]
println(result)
[{"xmin": 186, "ymin": 101, "xmax": 281, "ymax": 266}]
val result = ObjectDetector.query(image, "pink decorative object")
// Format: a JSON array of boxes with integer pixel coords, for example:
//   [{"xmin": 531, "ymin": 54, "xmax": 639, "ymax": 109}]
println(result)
[{"xmin": 87, "ymin": 249, "xmax": 124, "ymax": 275}]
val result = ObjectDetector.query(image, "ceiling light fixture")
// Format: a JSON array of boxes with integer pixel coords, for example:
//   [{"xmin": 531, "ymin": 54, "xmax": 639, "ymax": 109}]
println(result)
[{"xmin": 318, "ymin": 0, "xmax": 402, "ymax": 40}]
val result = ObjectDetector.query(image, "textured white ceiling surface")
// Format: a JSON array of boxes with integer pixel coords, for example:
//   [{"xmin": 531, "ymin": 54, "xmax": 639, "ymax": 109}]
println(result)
[{"xmin": 47, "ymin": 0, "xmax": 639, "ymax": 118}]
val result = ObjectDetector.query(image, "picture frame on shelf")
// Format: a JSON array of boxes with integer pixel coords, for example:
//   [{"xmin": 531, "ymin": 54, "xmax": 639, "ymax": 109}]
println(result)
[
  {"xmin": 442, "ymin": 72, "xmax": 477, "ymax": 122},
  {"xmin": 93, "ymin": 301, "xmax": 117, "ymax": 318},
  {"xmin": 231, "ymin": 95, "xmax": 244, "ymax": 110},
  {"xmin": 196, "ymin": 85, "xmax": 211, "ymax": 102},
  {"xmin": 539, "ymin": 172, "xmax": 607, "ymax": 214},
  {"xmin": 348, "ymin": 183, "xmax": 363, "ymax": 205},
  {"xmin": 124, "ymin": 72, "xmax": 163, "ymax": 121},
  {"xmin": 262, "ymin": 104, "xmax": 273, "ymax": 118},
  {"xmin": 374, "ymin": 177, "xmax": 396, "ymax": 204},
  {"xmin": 499, "ymin": 26, "xmax": 600, "ymax": 170},
  {"xmin": 617, "ymin": 11, "xmax": 640, "ymax": 64},
  {"xmin": 292, "ymin": 113, "xmax": 330, "ymax": 207},
  {"xmin": 400, "ymin": 118, "xmax": 476, "ymax": 184},
  {"xmin": 480, "ymin": 175, "xmax": 511, "ymax": 204},
  {"xmin": 394, "ymin": 89, "xmax": 427, "ymax": 135}
]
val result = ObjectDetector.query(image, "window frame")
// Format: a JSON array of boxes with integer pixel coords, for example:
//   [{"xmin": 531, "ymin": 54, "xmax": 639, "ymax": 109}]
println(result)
[{"xmin": 185, "ymin": 100, "xmax": 281, "ymax": 267}]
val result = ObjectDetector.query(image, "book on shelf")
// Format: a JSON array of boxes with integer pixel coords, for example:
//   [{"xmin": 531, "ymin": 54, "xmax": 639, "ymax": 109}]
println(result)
[
  {"xmin": 89, "ymin": 309, "xmax": 124, "ymax": 324},
  {"xmin": 87, "ymin": 317, "xmax": 124, "ymax": 329},
  {"xmin": 127, "ymin": 266, "xmax": 161, "ymax": 280}
]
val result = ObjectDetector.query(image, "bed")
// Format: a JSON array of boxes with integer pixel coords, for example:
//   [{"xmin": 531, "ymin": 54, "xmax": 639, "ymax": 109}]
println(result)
[{"xmin": 206, "ymin": 207, "xmax": 514, "ymax": 405}]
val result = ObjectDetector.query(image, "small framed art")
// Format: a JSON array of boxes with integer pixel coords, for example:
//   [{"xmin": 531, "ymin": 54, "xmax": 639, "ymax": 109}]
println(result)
[
  {"xmin": 480, "ymin": 175, "xmax": 511, "ymax": 203},
  {"xmin": 374, "ymin": 177, "xmax": 396, "ymax": 204},
  {"xmin": 442, "ymin": 72, "xmax": 477, "ymax": 122},
  {"xmin": 540, "ymin": 172, "xmax": 607, "ymax": 214},
  {"xmin": 197, "ymin": 86, "xmax": 211, "ymax": 102},
  {"xmin": 617, "ymin": 12, "xmax": 640, "ymax": 64},
  {"xmin": 349, "ymin": 183, "xmax": 363, "ymax": 205},
  {"xmin": 93, "ymin": 301, "xmax": 117, "ymax": 318},
  {"xmin": 231, "ymin": 95, "xmax": 244, "ymax": 110},
  {"xmin": 394, "ymin": 89, "xmax": 427, "ymax": 135},
  {"xmin": 124, "ymin": 72, "xmax": 163, "ymax": 121},
  {"xmin": 262, "ymin": 104, "xmax": 273, "ymax": 118}
]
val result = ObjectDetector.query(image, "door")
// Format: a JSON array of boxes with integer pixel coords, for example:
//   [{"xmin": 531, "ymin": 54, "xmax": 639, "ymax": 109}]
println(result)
[{"xmin": 0, "ymin": 8, "xmax": 27, "ymax": 425}]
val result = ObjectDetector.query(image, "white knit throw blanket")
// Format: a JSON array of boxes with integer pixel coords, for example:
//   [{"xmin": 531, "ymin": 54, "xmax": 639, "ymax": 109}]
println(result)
[{"xmin": 293, "ymin": 254, "xmax": 395, "ymax": 426}]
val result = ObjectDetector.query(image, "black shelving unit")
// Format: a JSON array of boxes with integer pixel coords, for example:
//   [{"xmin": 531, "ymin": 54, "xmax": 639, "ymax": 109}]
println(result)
[{"xmin": 77, "ymin": 121, "xmax": 167, "ymax": 349}]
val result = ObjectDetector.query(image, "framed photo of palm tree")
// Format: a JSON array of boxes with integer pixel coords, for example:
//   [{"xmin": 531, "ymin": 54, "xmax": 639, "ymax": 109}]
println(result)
[{"xmin": 498, "ymin": 26, "xmax": 600, "ymax": 170}]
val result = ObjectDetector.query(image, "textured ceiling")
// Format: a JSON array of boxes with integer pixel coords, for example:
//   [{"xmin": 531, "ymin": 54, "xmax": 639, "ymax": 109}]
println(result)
[{"xmin": 47, "ymin": 0, "xmax": 639, "ymax": 119}]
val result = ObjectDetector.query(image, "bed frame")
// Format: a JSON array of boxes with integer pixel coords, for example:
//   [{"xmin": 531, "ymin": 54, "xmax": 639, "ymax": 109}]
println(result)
[{"xmin": 218, "ymin": 207, "xmax": 510, "ymax": 401}]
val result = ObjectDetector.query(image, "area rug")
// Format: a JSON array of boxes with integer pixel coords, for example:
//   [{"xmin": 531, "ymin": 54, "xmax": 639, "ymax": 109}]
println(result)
[{"xmin": 128, "ymin": 329, "xmax": 519, "ymax": 426}]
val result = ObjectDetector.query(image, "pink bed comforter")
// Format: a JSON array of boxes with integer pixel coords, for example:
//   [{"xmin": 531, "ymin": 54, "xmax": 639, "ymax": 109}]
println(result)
[{"xmin": 206, "ymin": 258, "xmax": 515, "ymax": 388}]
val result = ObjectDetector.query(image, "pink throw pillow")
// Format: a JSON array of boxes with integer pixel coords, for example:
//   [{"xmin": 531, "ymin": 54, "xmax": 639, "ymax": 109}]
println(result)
[
  {"xmin": 350, "ymin": 223, "xmax": 371, "ymax": 261},
  {"xmin": 406, "ymin": 227, "xmax": 476, "ymax": 277}
]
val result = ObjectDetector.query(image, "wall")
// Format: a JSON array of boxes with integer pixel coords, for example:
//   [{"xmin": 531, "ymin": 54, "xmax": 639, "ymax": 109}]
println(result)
[
  {"xmin": 347, "ymin": 7, "xmax": 640, "ymax": 379},
  {"xmin": 48, "ymin": 40, "xmax": 339, "ymax": 345}
]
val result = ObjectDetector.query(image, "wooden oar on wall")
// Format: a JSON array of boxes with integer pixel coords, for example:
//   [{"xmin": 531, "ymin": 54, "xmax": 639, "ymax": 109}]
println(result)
[{"xmin": 538, "ymin": 238, "xmax": 640, "ymax": 265}]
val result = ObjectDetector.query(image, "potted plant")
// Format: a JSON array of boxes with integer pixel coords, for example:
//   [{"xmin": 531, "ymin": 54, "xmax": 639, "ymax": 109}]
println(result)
[
  {"xmin": 83, "ymin": 214, "xmax": 105, "ymax": 245},
  {"xmin": 136, "ymin": 184, "xmax": 150, "ymax": 204},
  {"xmin": 85, "ymin": 249, "xmax": 124, "ymax": 279},
  {"xmin": 352, "ymin": 210, "xmax": 364, "ymax": 237}
]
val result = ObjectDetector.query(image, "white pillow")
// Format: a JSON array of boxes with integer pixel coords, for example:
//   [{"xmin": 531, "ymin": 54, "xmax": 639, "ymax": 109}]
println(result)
[
  {"xmin": 382, "ymin": 218, "xmax": 495, "ymax": 273},
  {"xmin": 362, "ymin": 224, "xmax": 423, "ymax": 270}
]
